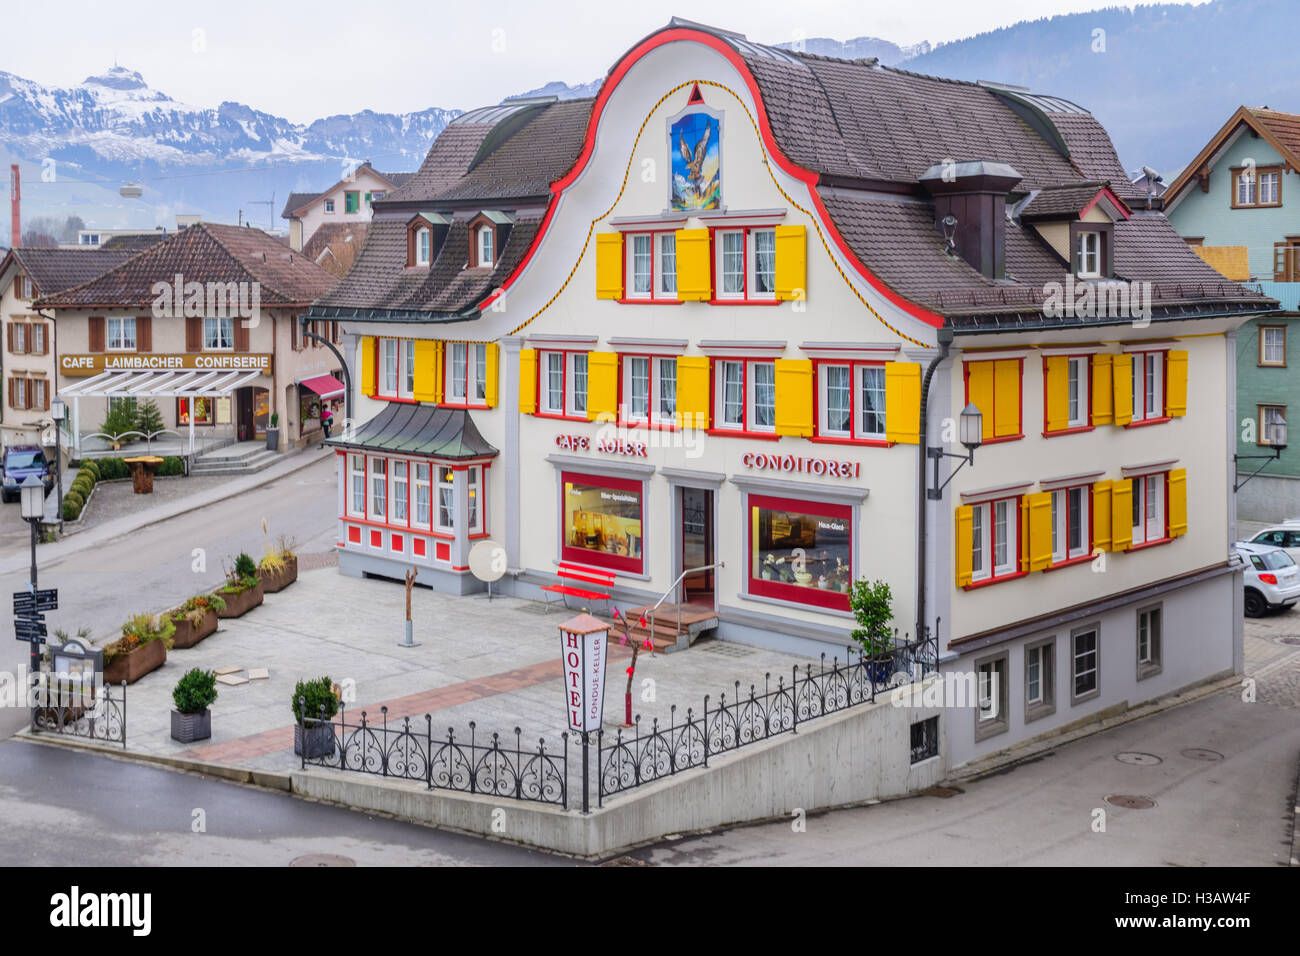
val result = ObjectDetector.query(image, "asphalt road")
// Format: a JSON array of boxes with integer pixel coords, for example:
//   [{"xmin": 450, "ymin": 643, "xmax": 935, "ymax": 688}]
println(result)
[
  {"xmin": 0, "ymin": 456, "xmax": 339, "ymax": 739},
  {"xmin": 0, "ymin": 740, "xmax": 567, "ymax": 866}
]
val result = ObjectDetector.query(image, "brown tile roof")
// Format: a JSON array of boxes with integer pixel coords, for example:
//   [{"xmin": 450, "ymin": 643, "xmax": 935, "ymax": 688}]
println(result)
[
  {"xmin": 1019, "ymin": 182, "xmax": 1112, "ymax": 220},
  {"xmin": 1247, "ymin": 107, "xmax": 1300, "ymax": 164},
  {"xmin": 302, "ymin": 222, "xmax": 367, "ymax": 264},
  {"xmin": 36, "ymin": 223, "xmax": 339, "ymax": 309},
  {"xmin": 1164, "ymin": 106, "xmax": 1300, "ymax": 207},
  {"xmin": 281, "ymin": 191, "xmax": 320, "ymax": 219},
  {"xmin": 3, "ymin": 247, "xmax": 138, "ymax": 297},
  {"xmin": 99, "ymin": 233, "xmax": 167, "ymax": 253}
]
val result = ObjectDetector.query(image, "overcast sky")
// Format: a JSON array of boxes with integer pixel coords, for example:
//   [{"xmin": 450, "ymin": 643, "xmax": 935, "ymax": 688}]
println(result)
[{"xmin": 8, "ymin": 1, "xmax": 1201, "ymax": 122}]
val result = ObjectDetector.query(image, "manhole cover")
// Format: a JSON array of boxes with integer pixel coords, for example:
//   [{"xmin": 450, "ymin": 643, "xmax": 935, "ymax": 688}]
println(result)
[
  {"xmin": 1105, "ymin": 794, "xmax": 1156, "ymax": 809},
  {"xmin": 1180, "ymin": 748, "xmax": 1224, "ymax": 761},
  {"xmin": 1114, "ymin": 752, "xmax": 1162, "ymax": 766},
  {"xmin": 695, "ymin": 640, "xmax": 756, "ymax": 658},
  {"xmin": 919, "ymin": 786, "xmax": 962, "ymax": 798},
  {"xmin": 289, "ymin": 854, "xmax": 356, "ymax": 867},
  {"xmin": 1277, "ymin": 637, "xmax": 1300, "ymax": 646}
]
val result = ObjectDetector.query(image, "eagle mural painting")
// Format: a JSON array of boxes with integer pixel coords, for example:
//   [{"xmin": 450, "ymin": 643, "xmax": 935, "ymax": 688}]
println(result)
[{"xmin": 670, "ymin": 111, "xmax": 721, "ymax": 210}]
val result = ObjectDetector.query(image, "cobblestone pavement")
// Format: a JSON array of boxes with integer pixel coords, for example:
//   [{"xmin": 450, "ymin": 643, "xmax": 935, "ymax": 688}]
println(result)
[
  {"xmin": 67, "ymin": 475, "xmax": 240, "ymax": 534},
  {"xmin": 1243, "ymin": 607, "xmax": 1300, "ymax": 710}
]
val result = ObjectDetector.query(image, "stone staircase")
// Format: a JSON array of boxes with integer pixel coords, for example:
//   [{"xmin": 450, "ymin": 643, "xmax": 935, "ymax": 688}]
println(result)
[
  {"xmin": 605, "ymin": 603, "xmax": 719, "ymax": 654},
  {"xmin": 190, "ymin": 441, "xmax": 283, "ymax": 476}
]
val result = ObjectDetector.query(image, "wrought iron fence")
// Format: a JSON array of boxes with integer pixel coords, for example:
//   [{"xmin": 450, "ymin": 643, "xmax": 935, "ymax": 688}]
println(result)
[
  {"xmin": 32, "ymin": 679, "xmax": 127, "ymax": 747},
  {"xmin": 300, "ymin": 703, "xmax": 568, "ymax": 808},
  {"xmin": 599, "ymin": 635, "xmax": 939, "ymax": 803}
]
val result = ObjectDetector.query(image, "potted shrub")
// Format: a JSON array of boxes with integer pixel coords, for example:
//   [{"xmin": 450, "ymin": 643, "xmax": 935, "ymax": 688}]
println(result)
[
  {"xmin": 257, "ymin": 536, "xmax": 298, "ymax": 593},
  {"xmin": 171, "ymin": 668, "xmax": 218, "ymax": 743},
  {"xmin": 850, "ymin": 578, "xmax": 896, "ymax": 684},
  {"xmin": 217, "ymin": 553, "xmax": 264, "ymax": 618},
  {"xmin": 169, "ymin": 593, "xmax": 227, "ymax": 649},
  {"xmin": 266, "ymin": 411, "xmax": 280, "ymax": 452},
  {"xmin": 292, "ymin": 676, "xmax": 339, "ymax": 758},
  {"xmin": 102, "ymin": 613, "xmax": 175, "ymax": 685}
]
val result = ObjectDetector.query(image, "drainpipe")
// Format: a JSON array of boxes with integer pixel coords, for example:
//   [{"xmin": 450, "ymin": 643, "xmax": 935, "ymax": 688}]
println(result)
[{"xmin": 915, "ymin": 326, "xmax": 953, "ymax": 651}]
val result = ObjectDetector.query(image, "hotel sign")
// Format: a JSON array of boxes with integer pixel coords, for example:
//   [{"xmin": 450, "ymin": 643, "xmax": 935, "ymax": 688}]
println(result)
[{"xmin": 59, "ymin": 353, "xmax": 273, "ymax": 377}]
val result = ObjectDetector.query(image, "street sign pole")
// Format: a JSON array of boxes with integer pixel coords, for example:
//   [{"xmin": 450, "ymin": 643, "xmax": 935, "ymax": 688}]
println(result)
[{"xmin": 14, "ymin": 587, "xmax": 56, "ymax": 732}]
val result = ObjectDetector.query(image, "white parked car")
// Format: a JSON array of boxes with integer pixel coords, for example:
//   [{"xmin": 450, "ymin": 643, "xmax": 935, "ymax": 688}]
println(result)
[
  {"xmin": 1244, "ymin": 524, "xmax": 1300, "ymax": 563},
  {"xmin": 1234, "ymin": 541, "xmax": 1300, "ymax": 617}
]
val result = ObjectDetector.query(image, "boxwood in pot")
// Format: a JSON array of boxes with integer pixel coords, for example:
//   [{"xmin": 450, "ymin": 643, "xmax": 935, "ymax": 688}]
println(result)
[
  {"xmin": 171, "ymin": 668, "xmax": 218, "ymax": 743},
  {"xmin": 292, "ymin": 676, "xmax": 339, "ymax": 758}
]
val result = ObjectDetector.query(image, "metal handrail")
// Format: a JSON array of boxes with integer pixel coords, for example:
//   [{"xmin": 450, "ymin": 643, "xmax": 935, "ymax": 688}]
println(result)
[{"xmin": 647, "ymin": 561, "xmax": 725, "ymax": 640}]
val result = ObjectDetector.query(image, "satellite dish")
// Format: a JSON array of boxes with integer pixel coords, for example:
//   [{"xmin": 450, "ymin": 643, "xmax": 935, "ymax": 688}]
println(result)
[
  {"xmin": 468, "ymin": 539, "xmax": 507, "ymax": 583},
  {"xmin": 119, "ymin": 182, "xmax": 143, "ymax": 198}
]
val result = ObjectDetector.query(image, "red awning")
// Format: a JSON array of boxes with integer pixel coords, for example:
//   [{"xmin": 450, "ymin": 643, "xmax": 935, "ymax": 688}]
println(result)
[{"xmin": 298, "ymin": 373, "xmax": 345, "ymax": 399}]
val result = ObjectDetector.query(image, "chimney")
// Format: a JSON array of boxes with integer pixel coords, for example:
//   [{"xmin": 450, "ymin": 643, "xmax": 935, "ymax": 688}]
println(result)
[
  {"xmin": 10, "ymin": 164, "xmax": 20, "ymax": 249},
  {"xmin": 920, "ymin": 161, "xmax": 1022, "ymax": 278}
]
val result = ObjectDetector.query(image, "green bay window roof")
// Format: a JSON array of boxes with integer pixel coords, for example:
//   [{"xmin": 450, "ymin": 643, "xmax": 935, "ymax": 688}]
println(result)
[{"xmin": 323, "ymin": 404, "xmax": 498, "ymax": 459}]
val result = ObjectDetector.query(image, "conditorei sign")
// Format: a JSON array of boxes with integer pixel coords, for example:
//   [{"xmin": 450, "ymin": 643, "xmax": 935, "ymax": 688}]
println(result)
[
  {"xmin": 741, "ymin": 452, "xmax": 862, "ymax": 479},
  {"xmin": 59, "ymin": 353, "xmax": 273, "ymax": 377}
]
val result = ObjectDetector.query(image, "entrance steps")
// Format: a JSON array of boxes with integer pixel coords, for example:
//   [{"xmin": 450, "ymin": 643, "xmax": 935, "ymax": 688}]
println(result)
[
  {"xmin": 604, "ymin": 603, "xmax": 719, "ymax": 654},
  {"xmin": 190, "ymin": 441, "xmax": 283, "ymax": 476}
]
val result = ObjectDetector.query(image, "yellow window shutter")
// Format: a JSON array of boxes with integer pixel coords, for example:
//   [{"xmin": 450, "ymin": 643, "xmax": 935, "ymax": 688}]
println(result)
[
  {"xmin": 773, "ymin": 359, "xmax": 814, "ymax": 437},
  {"xmin": 774, "ymin": 224, "xmax": 806, "ymax": 302},
  {"xmin": 484, "ymin": 342, "xmax": 499, "ymax": 408},
  {"xmin": 1044, "ymin": 355, "xmax": 1069, "ymax": 433},
  {"xmin": 884, "ymin": 361, "xmax": 921, "ymax": 444},
  {"xmin": 412, "ymin": 339, "xmax": 437, "ymax": 403},
  {"xmin": 359, "ymin": 336, "xmax": 376, "ymax": 397},
  {"xmin": 1019, "ymin": 497, "xmax": 1030, "ymax": 571},
  {"xmin": 518, "ymin": 348, "xmax": 537, "ymax": 414},
  {"xmin": 1168, "ymin": 468, "xmax": 1188, "ymax": 536},
  {"xmin": 1092, "ymin": 353, "xmax": 1113, "ymax": 425},
  {"xmin": 1028, "ymin": 491, "xmax": 1053, "ymax": 571},
  {"xmin": 675, "ymin": 355, "xmax": 711, "ymax": 429},
  {"xmin": 675, "ymin": 229, "xmax": 711, "ymax": 301},
  {"xmin": 993, "ymin": 359, "xmax": 1021, "ymax": 437},
  {"xmin": 587, "ymin": 351, "xmax": 619, "ymax": 421},
  {"xmin": 955, "ymin": 505, "xmax": 973, "ymax": 587},
  {"xmin": 1166, "ymin": 350, "xmax": 1188, "ymax": 417},
  {"xmin": 965, "ymin": 361, "xmax": 995, "ymax": 441},
  {"xmin": 1112, "ymin": 353, "xmax": 1133, "ymax": 426},
  {"xmin": 431, "ymin": 341, "xmax": 445, "ymax": 404},
  {"xmin": 595, "ymin": 233, "xmax": 623, "ymax": 300},
  {"xmin": 1092, "ymin": 480, "xmax": 1112, "ymax": 551},
  {"xmin": 1111, "ymin": 478, "xmax": 1133, "ymax": 551}
]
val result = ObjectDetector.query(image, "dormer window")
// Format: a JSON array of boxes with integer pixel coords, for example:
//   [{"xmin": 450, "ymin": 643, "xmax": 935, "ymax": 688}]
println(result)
[
  {"xmin": 1077, "ymin": 231, "xmax": 1101, "ymax": 277},
  {"xmin": 406, "ymin": 212, "xmax": 448, "ymax": 268},
  {"xmin": 416, "ymin": 227, "xmax": 431, "ymax": 266},
  {"xmin": 467, "ymin": 211, "xmax": 512, "ymax": 269},
  {"xmin": 1069, "ymin": 222, "xmax": 1113, "ymax": 279},
  {"xmin": 477, "ymin": 225, "xmax": 495, "ymax": 268}
]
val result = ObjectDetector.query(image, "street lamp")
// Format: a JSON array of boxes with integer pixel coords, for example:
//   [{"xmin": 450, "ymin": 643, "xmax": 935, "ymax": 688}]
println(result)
[
  {"xmin": 926, "ymin": 403, "xmax": 983, "ymax": 500},
  {"xmin": 51, "ymin": 397, "xmax": 65, "ymax": 531},
  {"xmin": 1234, "ymin": 415, "xmax": 1288, "ymax": 492},
  {"xmin": 20, "ymin": 474, "xmax": 43, "ymax": 589}
]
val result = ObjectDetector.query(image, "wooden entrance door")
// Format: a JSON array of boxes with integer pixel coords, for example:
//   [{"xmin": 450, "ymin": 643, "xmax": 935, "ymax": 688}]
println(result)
[
  {"xmin": 680, "ymin": 486, "xmax": 714, "ymax": 607},
  {"xmin": 235, "ymin": 388, "xmax": 254, "ymax": 441}
]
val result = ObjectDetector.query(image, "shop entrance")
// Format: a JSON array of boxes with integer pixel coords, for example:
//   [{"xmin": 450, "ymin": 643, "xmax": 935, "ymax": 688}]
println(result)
[
  {"xmin": 235, "ymin": 388, "xmax": 254, "ymax": 441},
  {"xmin": 679, "ymin": 486, "xmax": 715, "ymax": 607}
]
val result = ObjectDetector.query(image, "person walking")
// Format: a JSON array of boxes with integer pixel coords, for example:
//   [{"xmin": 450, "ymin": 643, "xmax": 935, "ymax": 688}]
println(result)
[{"xmin": 321, "ymin": 403, "xmax": 333, "ymax": 440}]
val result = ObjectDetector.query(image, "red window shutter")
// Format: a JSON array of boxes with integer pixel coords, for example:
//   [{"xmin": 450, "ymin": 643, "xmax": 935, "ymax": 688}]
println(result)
[
  {"xmin": 234, "ymin": 316, "xmax": 250, "ymax": 352},
  {"xmin": 137, "ymin": 316, "xmax": 152, "ymax": 352},
  {"xmin": 88, "ymin": 316, "xmax": 106, "ymax": 353},
  {"xmin": 186, "ymin": 316, "xmax": 201, "ymax": 351},
  {"xmin": 41, "ymin": 379, "xmax": 49, "ymax": 410},
  {"xmin": 24, "ymin": 379, "xmax": 32, "ymax": 410},
  {"xmin": 6, "ymin": 323, "xmax": 12, "ymax": 355}
]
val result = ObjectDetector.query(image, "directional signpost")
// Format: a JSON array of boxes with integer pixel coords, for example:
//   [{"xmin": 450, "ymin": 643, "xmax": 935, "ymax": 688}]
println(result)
[{"xmin": 14, "ymin": 588, "xmax": 57, "ymax": 727}]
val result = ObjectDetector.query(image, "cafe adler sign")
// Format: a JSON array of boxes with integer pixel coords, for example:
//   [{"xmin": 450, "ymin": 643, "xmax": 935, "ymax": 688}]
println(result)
[{"xmin": 60, "ymin": 353, "xmax": 273, "ymax": 377}]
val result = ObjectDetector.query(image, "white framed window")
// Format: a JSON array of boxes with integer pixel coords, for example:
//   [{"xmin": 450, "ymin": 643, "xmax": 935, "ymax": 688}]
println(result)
[
  {"xmin": 714, "ymin": 228, "xmax": 777, "ymax": 300},
  {"xmin": 1050, "ymin": 485, "xmax": 1090, "ymax": 564},
  {"xmin": 31, "ymin": 323, "xmax": 45, "ymax": 354},
  {"xmin": 415, "ymin": 227, "xmax": 431, "ymax": 266},
  {"xmin": 412, "ymin": 463, "xmax": 432, "ymax": 530},
  {"xmin": 467, "ymin": 465, "xmax": 482, "ymax": 534},
  {"xmin": 624, "ymin": 232, "xmax": 679, "ymax": 300},
  {"xmin": 752, "ymin": 228, "xmax": 776, "ymax": 297},
  {"xmin": 368, "ymin": 457, "xmax": 387, "ymax": 522},
  {"xmin": 390, "ymin": 460, "xmax": 409, "ymax": 526},
  {"xmin": 713, "ymin": 359, "xmax": 775, "ymax": 432},
  {"xmin": 570, "ymin": 352, "xmax": 588, "ymax": 417},
  {"xmin": 1025, "ymin": 642, "xmax": 1050, "ymax": 707},
  {"xmin": 718, "ymin": 230, "xmax": 745, "ymax": 297},
  {"xmin": 12, "ymin": 323, "xmax": 25, "ymax": 353},
  {"xmin": 1260, "ymin": 170, "xmax": 1280, "ymax": 205},
  {"xmin": 1137, "ymin": 604, "xmax": 1162, "ymax": 678},
  {"xmin": 403, "ymin": 340, "xmax": 415, "ymax": 399},
  {"xmin": 620, "ymin": 354, "xmax": 680, "ymax": 424},
  {"xmin": 970, "ymin": 497, "xmax": 1020, "ymax": 583},
  {"xmin": 817, "ymin": 362, "xmax": 887, "ymax": 440},
  {"xmin": 1260, "ymin": 404, "xmax": 1287, "ymax": 446},
  {"xmin": 630, "ymin": 234, "xmax": 652, "ymax": 298},
  {"xmin": 659, "ymin": 233, "xmax": 677, "ymax": 295},
  {"xmin": 477, "ymin": 225, "xmax": 494, "ymax": 267},
  {"xmin": 1130, "ymin": 473, "xmax": 1166, "ymax": 546},
  {"xmin": 348, "ymin": 455, "xmax": 366, "ymax": 517},
  {"xmin": 436, "ymin": 466, "xmax": 455, "ymax": 532},
  {"xmin": 718, "ymin": 360, "xmax": 744, "ymax": 429},
  {"xmin": 1236, "ymin": 170, "xmax": 1255, "ymax": 206},
  {"xmin": 1072, "ymin": 627, "xmax": 1099, "ymax": 701},
  {"xmin": 655, "ymin": 357, "xmax": 677, "ymax": 424},
  {"xmin": 32, "ymin": 378, "xmax": 45, "ymax": 410},
  {"xmin": 202, "ymin": 316, "xmax": 232, "ymax": 351},
  {"xmin": 325, "ymin": 199, "xmax": 335, "ymax": 214},
  {"xmin": 1261, "ymin": 326, "xmax": 1286, "ymax": 366},
  {"xmin": 1066, "ymin": 356, "xmax": 1089, "ymax": 427},
  {"xmin": 1077, "ymin": 231, "xmax": 1101, "ymax": 277},
  {"xmin": 750, "ymin": 361, "xmax": 775, "ymax": 431},
  {"xmin": 109, "ymin": 316, "xmax": 137, "ymax": 351},
  {"xmin": 1130, "ymin": 351, "xmax": 1165, "ymax": 422},
  {"xmin": 624, "ymin": 356, "xmax": 651, "ymax": 422},
  {"xmin": 380, "ymin": 338, "xmax": 400, "ymax": 396},
  {"xmin": 445, "ymin": 342, "xmax": 487, "ymax": 405},
  {"xmin": 539, "ymin": 350, "xmax": 587, "ymax": 418},
  {"xmin": 975, "ymin": 652, "xmax": 1009, "ymax": 740},
  {"xmin": 541, "ymin": 351, "xmax": 564, "ymax": 415}
]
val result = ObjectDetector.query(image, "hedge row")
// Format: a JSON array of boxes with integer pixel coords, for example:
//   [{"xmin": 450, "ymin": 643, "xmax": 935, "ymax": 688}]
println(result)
[{"xmin": 62, "ymin": 456, "xmax": 184, "ymax": 520}]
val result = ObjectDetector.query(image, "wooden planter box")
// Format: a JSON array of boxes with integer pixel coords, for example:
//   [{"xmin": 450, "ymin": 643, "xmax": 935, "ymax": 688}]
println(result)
[
  {"xmin": 102, "ymin": 638, "xmax": 167, "ymax": 686},
  {"xmin": 170, "ymin": 608, "xmax": 219, "ymax": 649},
  {"xmin": 257, "ymin": 555, "xmax": 299, "ymax": 594},
  {"xmin": 216, "ymin": 581, "xmax": 264, "ymax": 618}
]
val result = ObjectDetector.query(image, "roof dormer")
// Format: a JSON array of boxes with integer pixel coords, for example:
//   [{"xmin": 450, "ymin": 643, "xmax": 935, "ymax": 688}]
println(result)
[
  {"xmin": 467, "ymin": 211, "xmax": 514, "ymax": 269},
  {"xmin": 406, "ymin": 212, "xmax": 449, "ymax": 269},
  {"xmin": 1017, "ymin": 182, "xmax": 1131, "ymax": 279}
]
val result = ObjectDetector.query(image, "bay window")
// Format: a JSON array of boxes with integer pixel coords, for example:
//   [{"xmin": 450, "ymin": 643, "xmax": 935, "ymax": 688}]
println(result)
[
  {"xmin": 817, "ymin": 362, "xmax": 886, "ymax": 440},
  {"xmin": 436, "ymin": 467, "xmax": 455, "ymax": 532},
  {"xmin": 109, "ymin": 316, "xmax": 138, "ymax": 351},
  {"xmin": 468, "ymin": 466, "xmax": 482, "ymax": 535},
  {"xmin": 413, "ymin": 463, "xmax": 431, "ymax": 530},
  {"xmin": 1130, "ymin": 473, "xmax": 1166, "ymax": 546},
  {"xmin": 390, "ymin": 460, "xmax": 408, "ymax": 525},
  {"xmin": 1050, "ymin": 485, "xmax": 1090, "ymax": 564},
  {"xmin": 748, "ymin": 494, "xmax": 853, "ymax": 610},
  {"xmin": 714, "ymin": 228, "xmax": 777, "ymax": 301},
  {"xmin": 970, "ymin": 496, "xmax": 1020, "ymax": 584},
  {"xmin": 349, "ymin": 455, "xmax": 365, "ymax": 517},
  {"xmin": 368, "ymin": 457, "xmax": 387, "ymax": 522},
  {"xmin": 1130, "ymin": 351, "xmax": 1165, "ymax": 422}
]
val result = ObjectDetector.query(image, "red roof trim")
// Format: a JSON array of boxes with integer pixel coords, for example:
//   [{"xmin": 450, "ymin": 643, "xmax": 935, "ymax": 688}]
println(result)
[
  {"xmin": 1079, "ymin": 184, "xmax": 1132, "ymax": 221},
  {"xmin": 480, "ymin": 27, "xmax": 943, "ymax": 328}
]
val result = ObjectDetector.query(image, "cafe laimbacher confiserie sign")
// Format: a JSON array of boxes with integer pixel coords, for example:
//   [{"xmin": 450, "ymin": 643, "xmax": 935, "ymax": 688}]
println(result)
[
  {"xmin": 59, "ymin": 353, "xmax": 273, "ymax": 377},
  {"xmin": 559, "ymin": 614, "xmax": 610, "ymax": 733}
]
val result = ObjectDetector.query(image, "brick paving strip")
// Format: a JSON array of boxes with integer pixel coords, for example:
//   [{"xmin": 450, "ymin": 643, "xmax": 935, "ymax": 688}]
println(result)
[{"xmin": 185, "ymin": 642, "xmax": 632, "ymax": 766}]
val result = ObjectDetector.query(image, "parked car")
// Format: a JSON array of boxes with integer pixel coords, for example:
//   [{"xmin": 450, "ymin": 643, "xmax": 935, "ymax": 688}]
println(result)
[
  {"xmin": 0, "ymin": 445, "xmax": 52, "ymax": 503},
  {"xmin": 1234, "ymin": 541, "xmax": 1300, "ymax": 617},
  {"xmin": 1244, "ymin": 524, "xmax": 1300, "ymax": 563}
]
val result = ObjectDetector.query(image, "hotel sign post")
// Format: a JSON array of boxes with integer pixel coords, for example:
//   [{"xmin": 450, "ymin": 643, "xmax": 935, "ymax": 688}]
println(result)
[{"xmin": 559, "ymin": 612, "xmax": 610, "ymax": 813}]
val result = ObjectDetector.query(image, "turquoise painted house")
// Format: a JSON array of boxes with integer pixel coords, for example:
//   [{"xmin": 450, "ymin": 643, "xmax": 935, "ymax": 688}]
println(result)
[{"xmin": 1166, "ymin": 106, "xmax": 1297, "ymax": 521}]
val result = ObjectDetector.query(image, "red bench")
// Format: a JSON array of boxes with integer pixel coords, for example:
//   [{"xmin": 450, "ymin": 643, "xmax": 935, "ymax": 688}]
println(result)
[{"xmin": 542, "ymin": 562, "xmax": 615, "ymax": 613}]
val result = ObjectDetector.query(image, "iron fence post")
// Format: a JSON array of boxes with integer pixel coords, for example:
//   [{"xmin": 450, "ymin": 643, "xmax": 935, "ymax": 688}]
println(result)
[
  {"xmin": 791, "ymin": 665, "xmax": 798, "ymax": 734},
  {"xmin": 702, "ymin": 695, "xmax": 709, "ymax": 767},
  {"xmin": 425, "ymin": 714, "xmax": 433, "ymax": 790}
]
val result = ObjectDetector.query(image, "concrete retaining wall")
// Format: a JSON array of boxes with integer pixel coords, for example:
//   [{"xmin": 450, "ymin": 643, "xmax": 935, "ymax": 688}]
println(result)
[{"xmin": 290, "ymin": 686, "xmax": 946, "ymax": 858}]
